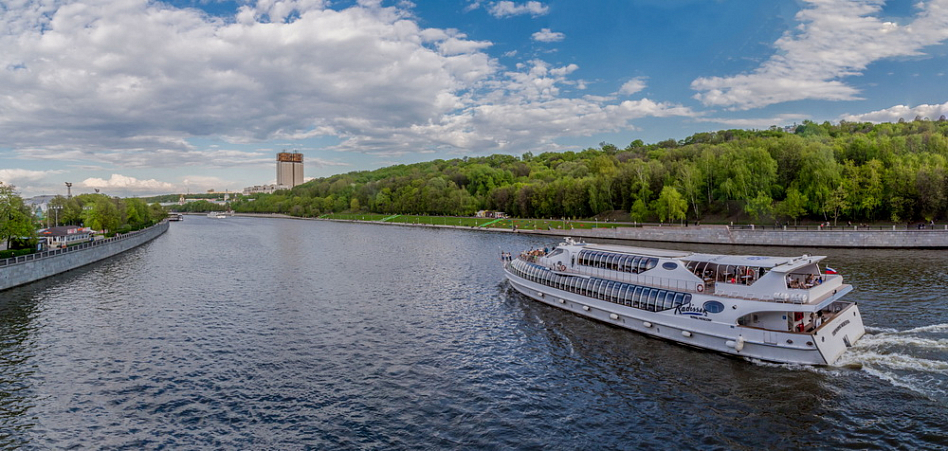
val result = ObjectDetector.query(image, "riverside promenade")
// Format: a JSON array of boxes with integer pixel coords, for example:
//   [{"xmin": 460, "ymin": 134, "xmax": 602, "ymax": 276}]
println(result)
[
  {"xmin": 235, "ymin": 213, "xmax": 948, "ymax": 248},
  {"xmin": 522, "ymin": 224, "xmax": 948, "ymax": 248},
  {"xmin": 0, "ymin": 220, "xmax": 169, "ymax": 292}
]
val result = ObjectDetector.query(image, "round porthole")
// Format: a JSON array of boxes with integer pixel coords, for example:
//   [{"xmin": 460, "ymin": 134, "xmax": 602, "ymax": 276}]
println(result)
[
  {"xmin": 703, "ymin": 301, "xmax": 725, "ymax": 314},
  {"xmin": 662, "ymin": 262, "xmax": 678, "ymax": 270}
]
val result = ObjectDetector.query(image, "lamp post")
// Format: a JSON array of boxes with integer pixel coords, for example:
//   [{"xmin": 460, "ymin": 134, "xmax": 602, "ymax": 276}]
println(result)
[{"xmin": 50, "ymin": 205, "xmax": 62, "ymax": 227}]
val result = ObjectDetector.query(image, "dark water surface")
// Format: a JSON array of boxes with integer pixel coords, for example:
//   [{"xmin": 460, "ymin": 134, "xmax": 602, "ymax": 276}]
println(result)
[{"xmin": 1, "ymin": 216, "xmax": 946, "ymax": 449}]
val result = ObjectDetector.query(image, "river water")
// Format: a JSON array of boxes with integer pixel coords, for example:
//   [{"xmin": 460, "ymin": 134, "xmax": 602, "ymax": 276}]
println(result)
[{"xmin": 1, "ymin": 216, "xmax": 945, "ymax": 449}]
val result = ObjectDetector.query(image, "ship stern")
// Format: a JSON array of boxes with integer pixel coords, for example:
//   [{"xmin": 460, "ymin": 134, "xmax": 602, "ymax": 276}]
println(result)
[{"xmin": 814, "ymin": 303, "xmax": 865, "ymax": 365}]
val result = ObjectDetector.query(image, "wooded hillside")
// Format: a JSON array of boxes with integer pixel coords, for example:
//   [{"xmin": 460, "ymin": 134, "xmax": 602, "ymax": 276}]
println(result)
[{"xmin": 230, "ymin": 118, "xmax": 948, "ymax": 224}]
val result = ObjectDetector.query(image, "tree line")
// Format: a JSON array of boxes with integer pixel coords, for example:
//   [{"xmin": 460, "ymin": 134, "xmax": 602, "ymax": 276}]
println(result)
[
  {"xmin": 0, "ymin": 188, "xmax": 167, "ymax": 254},
  {"xmin": 227, "ymin": 118, "xmax": 948, "ymax": 224}
]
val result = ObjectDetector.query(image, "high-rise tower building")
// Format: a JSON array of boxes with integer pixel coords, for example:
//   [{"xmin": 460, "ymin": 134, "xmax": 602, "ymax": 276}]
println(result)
[{"xmin": 276, "ymin": 152, "xmax": 304, "ymax": 188}]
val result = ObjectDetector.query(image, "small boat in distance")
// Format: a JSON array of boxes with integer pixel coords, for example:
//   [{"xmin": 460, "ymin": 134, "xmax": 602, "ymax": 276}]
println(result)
[
  {"xmin": 207, "ymin": 211, "xmax": 227, "ymax": 219},
  {"xmin": 502, "ymin": 238, "xmax": 865, "ymax": 365}
]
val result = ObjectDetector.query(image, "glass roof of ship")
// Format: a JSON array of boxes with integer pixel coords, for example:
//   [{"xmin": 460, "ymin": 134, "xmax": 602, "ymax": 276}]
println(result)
[{"xmin": 580, "ymin": 243, "xmax": 824, "ymax": 269}]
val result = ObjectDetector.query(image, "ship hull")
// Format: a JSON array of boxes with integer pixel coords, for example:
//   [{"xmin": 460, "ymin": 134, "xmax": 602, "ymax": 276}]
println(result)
[{"xmin": 505, "ymin": 266, "xmax": 862, "ymax": 365}]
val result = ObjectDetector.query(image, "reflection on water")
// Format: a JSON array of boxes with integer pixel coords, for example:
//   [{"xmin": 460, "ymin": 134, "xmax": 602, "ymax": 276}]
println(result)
[{"xmin": 0, "ymin": 217, "xmax": 945, "ymax": 449}]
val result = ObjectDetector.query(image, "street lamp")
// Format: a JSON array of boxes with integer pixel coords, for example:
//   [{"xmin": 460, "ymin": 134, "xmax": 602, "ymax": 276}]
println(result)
[{"xmin": 50, "ymin": 205, "xmax": 62, "ymax": 227}]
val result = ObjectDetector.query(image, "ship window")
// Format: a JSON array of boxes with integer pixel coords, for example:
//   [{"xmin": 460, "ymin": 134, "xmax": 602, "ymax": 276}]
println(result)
[
  {"xmin": 618, "ymin": 285, "xmax": 629, "ymax": 306},
  {"xmin": 631, "ymin": 256, "xmax": 641, "ymax": 273},
  {"xmin": 646, "ymin": 258, "xmax": 658, "ymax": 271},
  {"xmin": 664, "ymin": 291, "xmax": 676, "ymax": 310},
  {"xmin": 646, "ymin": 289, "xmax": 659, "ymax": 311},
  {"xmin": 629, "ymin": 287, "xmax": 639, "ymax": 308},
  {"xmin": 662, "ymin": 262, "xmax": 678, "ymax": 270},
  {"xmin": 620, "ymin": 256, "xmax": 631, "ymax": 272},
  {"xmin": 674, "ymin": 293, "xmax": 685, "ymax": 307},
  {"xmin": 703, "ymin": 301, "xmax": 725, "ymax": 314}
]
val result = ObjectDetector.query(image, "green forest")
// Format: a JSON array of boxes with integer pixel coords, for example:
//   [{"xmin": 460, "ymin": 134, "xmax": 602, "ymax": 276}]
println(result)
[{"xmin": 223, "ymin": 118, "xmax": 948, "ymax": 224}]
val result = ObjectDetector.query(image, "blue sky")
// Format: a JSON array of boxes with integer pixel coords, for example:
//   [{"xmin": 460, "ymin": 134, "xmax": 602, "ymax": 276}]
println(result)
[{"xmin": 2, "ymin": 0, "xmax": 948, "ymax": 197}]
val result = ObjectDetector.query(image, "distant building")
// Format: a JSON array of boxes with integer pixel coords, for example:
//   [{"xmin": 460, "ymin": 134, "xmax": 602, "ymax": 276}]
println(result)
[
  {"xmin": 277, "ymin": 152, "xmax": 304, "ymax": 187},
  {"xmin": 39, "ymin": 226, "xmax": 92, "ymax": 248},
  {"xmin": 243, "ymin": 184, "xmax": 291, "ymax": 195},
  {"xmin": 243, "ymin": 151, "xmax": 305, "ymax": 195}
]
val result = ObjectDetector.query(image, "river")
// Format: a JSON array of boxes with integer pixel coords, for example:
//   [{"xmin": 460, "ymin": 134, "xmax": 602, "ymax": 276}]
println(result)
[{"xmin": 1, "ymin": 216, "xmax": 945, "ymax": 449}]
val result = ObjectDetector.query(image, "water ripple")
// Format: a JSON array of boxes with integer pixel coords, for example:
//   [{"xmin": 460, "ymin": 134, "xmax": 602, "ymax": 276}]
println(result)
[{"xmin": 0, "ymin": 217, "xmax": 945, "ymax": 449}]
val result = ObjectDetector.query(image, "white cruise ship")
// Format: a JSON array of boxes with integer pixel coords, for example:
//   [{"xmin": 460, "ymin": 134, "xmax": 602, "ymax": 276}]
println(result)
[{"xmin": 503, "ymin": 238, "xmax": 865, "ymax": 365}]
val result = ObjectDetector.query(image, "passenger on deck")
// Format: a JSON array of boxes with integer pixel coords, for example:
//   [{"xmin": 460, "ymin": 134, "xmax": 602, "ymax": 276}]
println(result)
[{"xmin": 787, "ymin": 276, "xmax": 799, "ymax": 289}]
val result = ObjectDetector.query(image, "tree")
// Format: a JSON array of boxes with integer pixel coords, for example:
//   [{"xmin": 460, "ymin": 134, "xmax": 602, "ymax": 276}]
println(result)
[
  {"xmin": 778, "ymin": 188, "xmax": 808, "ymax": 225},
  {"xmin": 83, "ymin": 195, "xmax": 122, "ymax": 233},
  {"xmin": 0, "ymin": 182, "xmax": 36, "ymax": 249},
  {"xmin": 653, "ymin": 186, "xmax": 687, "ymax": 224},
  {"xmin": 630, "ymin": 198, "xmax": 650, "ymax": 222},
  {"xmin": 824, "ymin": 185, "xmax": 849, "ymax": 226},
  {"xmin": 744, "ymin": 191, "xmax": 774, "ymax": 223},
  {"xmin": 674, "ymin": 160, "xmax": 703, "ymax": 219}
]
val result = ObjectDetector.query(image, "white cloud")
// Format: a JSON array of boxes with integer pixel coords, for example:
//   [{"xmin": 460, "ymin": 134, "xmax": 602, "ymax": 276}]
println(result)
[
  {"xmin": 532, "ymin": 28, "xmax": 564, "ymax": 43},
  {"xmin": 14, "ymin": 146, "xmax": 273, "ymax": 170},
  {"xmin": 695, "ymin": 114, "xmax": 810, "ymax": 129},
  {"xmin": 0, "ymin": 168, "xmax": 65, "ymax": 185},
  {"xmin": 839, "ymin": 101, "xmax": 948, "ymax": 122},
  {"xmin": 80, "ymin": 174, "xmax": 176, "ymax": 193},
  {"xmin": 307, "ymin": 158, "xmax": 352, "ymax": 168},
  {"xmin": 0, "ymin": 0, "xmax": 690, "ymax": 171},
  {"xmin": 180, "ymin": 175, "xmax": 240, "ymax": 193},
  {"xmin": 618, "ymin": 78, "xmax": 647, "ymax": 96},
  {"xmin": 488, "ymin": 1, "xmax": 549, "ymax": 18},
  {"xmin": 691, "ymin": 0, "xmax": 948, "ymax": 110}
]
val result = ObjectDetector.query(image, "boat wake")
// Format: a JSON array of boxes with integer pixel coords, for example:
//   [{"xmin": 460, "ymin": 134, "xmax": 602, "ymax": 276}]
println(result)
[{"xmin": 835, "ymin": 323, "xmax": 948, "ymax": 402}]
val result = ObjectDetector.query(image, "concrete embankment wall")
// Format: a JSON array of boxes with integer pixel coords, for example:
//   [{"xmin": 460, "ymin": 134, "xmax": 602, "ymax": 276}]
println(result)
[
  {"xmin": 234, "ymin": 213, "xmax": 948, "ymax": 248},
  {"xmin": 0, "ymin": 221, "xmax": 169, "ymax": 292},
  {"xmin": 524, "ymin": 225, "xmax": 948, "ymax": 248}
]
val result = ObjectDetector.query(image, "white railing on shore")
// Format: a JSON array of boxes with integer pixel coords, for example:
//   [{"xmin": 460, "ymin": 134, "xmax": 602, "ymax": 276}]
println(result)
[{"xmin": 0, "ymin": 221, "xmax": 164, "ymax": 268}]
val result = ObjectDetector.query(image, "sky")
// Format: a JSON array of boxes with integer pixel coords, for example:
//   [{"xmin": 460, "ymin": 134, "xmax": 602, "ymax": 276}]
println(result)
[{"xmin": 2, "ymin": 0, "xmax": 948, "ymax": 198}]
